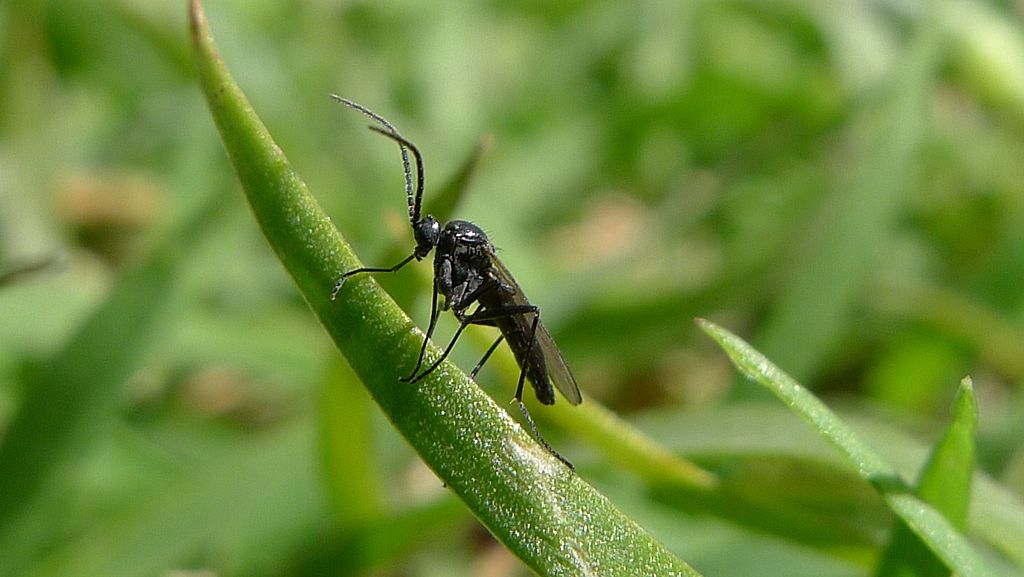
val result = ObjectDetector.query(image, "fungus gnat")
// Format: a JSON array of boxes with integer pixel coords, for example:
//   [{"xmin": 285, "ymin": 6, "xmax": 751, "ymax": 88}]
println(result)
[{"xmin": 329, "ymin": 95, "xmax": 581, "ymax": 467}]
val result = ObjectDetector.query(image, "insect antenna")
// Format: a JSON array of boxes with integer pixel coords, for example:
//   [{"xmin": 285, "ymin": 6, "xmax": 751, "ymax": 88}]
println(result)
[
  {"xmin": 330, "ymin": 95, "xmax": 423, "ymax": 227},
  {"xmin": 364, "ymin": 125, "xmax": 425, "ymax": 225}
]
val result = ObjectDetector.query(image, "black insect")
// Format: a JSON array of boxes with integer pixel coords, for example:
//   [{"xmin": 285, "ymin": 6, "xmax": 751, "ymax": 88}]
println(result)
[{"xmin": 329, "ymin": 95, "xmax": 581, "ymax": 465}]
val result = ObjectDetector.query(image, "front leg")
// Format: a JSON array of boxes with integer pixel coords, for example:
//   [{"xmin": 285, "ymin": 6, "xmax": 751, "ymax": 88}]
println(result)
[
  {"xmin": 405, "ymin": 303, "xmax": 538, "ymax": 385},
  {"xmin": 399, "ymin": 282, "xmax": 442, "ymax": 383}
]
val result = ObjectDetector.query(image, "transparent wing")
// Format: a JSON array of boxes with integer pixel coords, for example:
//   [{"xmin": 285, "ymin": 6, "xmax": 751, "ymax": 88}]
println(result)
[
  {"xmin": 532, "ymin": 318, "xmax": 582, "ymax": 405},
  {"xmin": 490, "ymin": 256, "xmax": 582, "ymax": 405}
]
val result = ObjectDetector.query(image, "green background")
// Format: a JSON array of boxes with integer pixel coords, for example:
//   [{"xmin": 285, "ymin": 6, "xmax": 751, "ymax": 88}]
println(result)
[{"xmin": 1, "ymin": 0, "xmax": 1023, "ymax": 576}]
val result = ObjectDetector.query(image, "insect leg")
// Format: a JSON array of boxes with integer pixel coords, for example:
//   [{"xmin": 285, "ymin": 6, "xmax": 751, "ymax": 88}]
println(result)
[
  {"xmin": 509, "ymin": 309, "xmax": 575, "ymax": 469},
  {"xmin": 514, "ymin": 311, "xmax": 541, "ymax": 403},
  {"xmin": 514, "ymin": 397, "xmax": 574, "ymax": 470},
  {"xmin": 406, "ymin": 321, "xmax": 470, "ymax": 384},
  {"xmin": 400, "ymin": 282, "xmax": 442, "ymax": 382},
  {"xmin": 469, "ymin": 335, "xmax": 505, "ymax": 380},
  {"xmin": 330, "ymin": 251, "xmax": 417, "ymax": 300},
  {"xmin": 406, "ymin": 304, "xmax": 537, "ymax": 384},
  {"xmin": 408, "ymin": 303, "xmax": 573, "ymax": 468},
  {"xmin": 462, "ymin": 305, "xmax": 537, "ymax": 399}
]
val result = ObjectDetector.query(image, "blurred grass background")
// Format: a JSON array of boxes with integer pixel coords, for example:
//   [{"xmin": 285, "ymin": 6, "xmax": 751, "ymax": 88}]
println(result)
[{"xmin": 1, "ymin": 0, "xmax": 1023, "ymax": 576}]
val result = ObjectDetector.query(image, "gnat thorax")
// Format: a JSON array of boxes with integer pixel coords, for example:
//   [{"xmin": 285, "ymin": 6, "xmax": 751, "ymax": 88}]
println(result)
[{"xmin": 434, "ymin": 220, "xmax": 495, "ymax": 313}]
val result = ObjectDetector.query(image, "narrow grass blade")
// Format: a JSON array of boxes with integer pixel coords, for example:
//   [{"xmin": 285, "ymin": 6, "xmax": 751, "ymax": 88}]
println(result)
[
  {"xmin": 190, "ymin": 1, "xmax": 699, "ymax": 574},
  {"xmin": 475, "ymin": 331, "xmax": 718, "ymax": 491},
  {"xmin": 0, "ymin": 256, "xmax": 62, "ymax": 288},
  {"xmin": 751, "ymin": 2, "xmax": 940, "ymax": 381},
  {"xmin": 26, "ymin": 422, "xmax": 325, "ymax": 577},
  {"xmin": 318, "ymin": 359, "xmax": 381, "ymax": 526},
  {"xmin": 426, "ymin": 134, "xmax": 492, "ymax": 221},
  {"xmin": 698, "ymin": 319, "xmax": 999, "ymax": 577},
  {"xmin": 875, "ymin": 378, "xmax": 978, "ymax": 577},
  {"xmin": 0, "ymin": 195, "xmax": 224, "ymax": 576}
]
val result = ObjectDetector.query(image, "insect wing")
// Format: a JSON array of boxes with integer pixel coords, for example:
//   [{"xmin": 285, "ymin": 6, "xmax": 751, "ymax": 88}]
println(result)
[
  {"xmin": 532, "ymin": 319, "xmax": 582, "ymax": 405},
  {"xmin": 490, "ymin": 256, "xmax": 582, "ymax": 405}
]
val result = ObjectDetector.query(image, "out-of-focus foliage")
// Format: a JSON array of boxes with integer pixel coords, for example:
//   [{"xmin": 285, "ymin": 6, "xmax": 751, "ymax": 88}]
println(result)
[{"xmin": 0, "ymin": 0, "xmax": 1022, "ymax": 576}]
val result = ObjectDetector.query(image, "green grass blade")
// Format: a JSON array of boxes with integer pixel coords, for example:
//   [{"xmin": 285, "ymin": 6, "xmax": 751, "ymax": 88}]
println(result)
[
  {"xmin": 698, "ymin": 319, "xmax": 1000, "ymax": 577},
  {"xmin": 26, "ymin": 422, "xmax": 326, "ymax": 577},
  {"xmin": 556, "ymin": 399, "xmax": 719, "ymax": 490},
  {"xmin": 0, "ymin": 196, "xmax": 224, "ymax": 577},
  {"xmin": 875, "ymin": 280, "xmax": 1024, "ymax": 381},
  {"xmin": 477, "ymin": 333, "xmax": 718, "ymax": 491},
  {"xmin": 0, "ymin": 256, "xmax": 61, "ymax": 288},
  {"xmin": 426, "ymin": 134, "xmax": 492, "ymax": 222},
  {"xmin": 190, "ymin": 1, "xmax": 699, "ymax": 574},
  {"xmin": 875, "ymin": 378, "xmax": 978, "ymax": 577},
  {"xmin": 751, "ymin": 2, "xmax": 941, "ymax": 381},
  {"xmin": 639, "ymin": 401, "xmax": 1024, "ymax": 568},
  {"xmin": 318, "ymin": 359, "xmax": 381, "ymax": 526},
  {"xmin": 292, "ymin": 497, "xmax": 469, "ymax": 576}
]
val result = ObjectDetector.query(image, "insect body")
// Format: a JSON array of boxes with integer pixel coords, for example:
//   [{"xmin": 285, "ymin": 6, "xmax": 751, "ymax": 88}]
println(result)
[{"xmin": 329, "ymin": 95, "xmax": 581, "ymax": 464}]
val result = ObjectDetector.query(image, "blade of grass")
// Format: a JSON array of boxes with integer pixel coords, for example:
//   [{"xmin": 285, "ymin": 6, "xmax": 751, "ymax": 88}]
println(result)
[
  {"xmin": 318, "ymin": 359, "xmax": 381, "ymax": 526},
  {"xmin": 556, "ymin": 399, "xmax": 719, "ymax": 490},
  {"xmin": 26, "ymin": 421, "xmax": 326, "ymax": 577},
  {"xmin": 317, "ymin": 134, "xmax": 491, "ymax": 524},
  {"xmin": 421, "ymin": 236, "xmax": 784, "ymax": 556},
  {"xmin": 425, "ymin": 134, "xmax": 492, "ymax": 221},
  {"xmin": 0, "ymin": 193, "xmax": 226, "ymax": 577},
  {"xmin": 751, "ymin": 0, "xmax": 940, "ymax": 382},
  {"xmin": 190, "ymin": 1, "xmax": 700, "ymax": 574},
  {"xmin": 637, "ymin": 401, "xmax": 1024, "ymax": 568},
  {"xmin": 0, "ymin": 256, "xmax": 62, "ymax": 288},
  {"xmin": 874, "ymin": 279, "xmax": 1024, "ymax": 381},
  {"xmin": 475, "ymin": 337, "xmax": 719, "ymax": 491},
  {"xmin": 698, "ymin": 319, "xmax": 1000, "ymax": 577},
  {"xmin": 875, "ymin": 377, "xmax": 978, "ymax": 577},
  {"xmin": 291, "ymin": 496, "xmax": 470, "ymax": 577}
]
